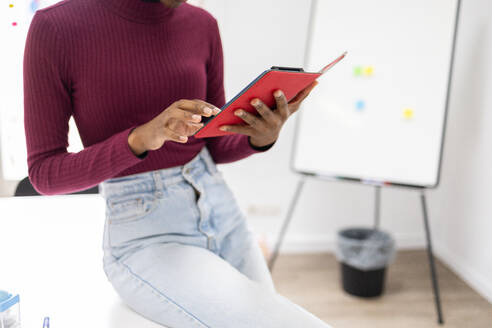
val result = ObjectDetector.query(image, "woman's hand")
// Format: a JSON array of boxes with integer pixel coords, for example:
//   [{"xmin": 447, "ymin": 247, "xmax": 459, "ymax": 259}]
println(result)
[
  {"xmin": 219, "ymin": 81, "xmax": 318, "ymax": 148},
  {"xmin": 128, "ymin": 99, "xmax": 220, "ymax": 156}
]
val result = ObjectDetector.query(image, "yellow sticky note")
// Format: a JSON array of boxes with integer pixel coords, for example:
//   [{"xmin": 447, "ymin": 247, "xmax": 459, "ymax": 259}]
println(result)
[
  {"xmin": 363, "ymin": 66, "xmax": 374, "ymax": 76},
  {"xmin": 403, "ymin": 108, "xmax": 414, "ymax": 120}
]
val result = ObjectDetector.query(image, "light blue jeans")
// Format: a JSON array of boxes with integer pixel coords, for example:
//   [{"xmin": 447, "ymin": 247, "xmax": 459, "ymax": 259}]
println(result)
[{"xmin": 99, "ymin": 147, "xmax": 332, "ymax": 328}]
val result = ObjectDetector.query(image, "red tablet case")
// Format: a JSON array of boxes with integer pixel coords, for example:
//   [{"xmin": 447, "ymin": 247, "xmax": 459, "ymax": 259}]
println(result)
[{"xmin": 194, "ymin": 52, "xmax": 346, "ymax": 139}]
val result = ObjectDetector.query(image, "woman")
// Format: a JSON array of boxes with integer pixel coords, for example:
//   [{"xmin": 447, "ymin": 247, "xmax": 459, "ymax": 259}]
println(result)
[{"xmin": 23, "ymin": 0, "xmax": 331, "ymax": 326}]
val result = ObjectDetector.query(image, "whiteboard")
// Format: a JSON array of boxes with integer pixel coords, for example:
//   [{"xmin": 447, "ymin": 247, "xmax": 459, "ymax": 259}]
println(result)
[
  {"xmin": 0, "ymin": 0, "xmax": 208, "ymax": 181},
  {"xmin": 0, "ymin": 0, "xmax": 84, "ymax": 180},
  {"xmin": 292, "ymin": 0, "xmax": 460, "ymax": 188}
]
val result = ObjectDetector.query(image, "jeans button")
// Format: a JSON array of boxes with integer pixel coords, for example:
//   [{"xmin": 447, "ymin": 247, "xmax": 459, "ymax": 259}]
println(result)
[
  {"xmin": 184, "ymin": 168, "xmax": 191, "ymax": 174},
  {"xmin": 155, "ymin": 190, "xmax": 164, "ymax": 198},
  {"xmin": 207, "ymin": 235, "xmax": 214, "ymax": 248}
]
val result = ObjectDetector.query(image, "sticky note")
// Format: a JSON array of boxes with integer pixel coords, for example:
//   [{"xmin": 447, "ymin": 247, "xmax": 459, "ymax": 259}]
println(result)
[
  {"xmin": 403, "ymin": 108, "xmax": 414, "ymax": 120},
  {"xmin": 12, "ymin": 22, "xmax": 17, "ymax": 26},
  {"xmin": 9, "ymin": 4, "xmax": 14, "ymax": 8},
  {"xmin": 355, "ymin": 100, "xmax": 365, "ymax": 111},
  {"xmin": 353, "ymin": 66, "xmax": 362, "ymax": 76},
  {"xmin": 30, "ymin": 0, "xmax": 39, "ymax": 12},
  {"xmin": 363, "ymin": 66, "xmax": 374, "ymax": 76}
]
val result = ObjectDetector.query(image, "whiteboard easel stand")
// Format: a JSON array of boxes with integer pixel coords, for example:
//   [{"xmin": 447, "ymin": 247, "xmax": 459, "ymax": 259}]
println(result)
[
  {"xmin": 268, "ymin": 0, "xmax": 462, "ymax": 324},
  {"xmin": 268, "ymin": 180, "xmax": 444, "ymax": 325}
]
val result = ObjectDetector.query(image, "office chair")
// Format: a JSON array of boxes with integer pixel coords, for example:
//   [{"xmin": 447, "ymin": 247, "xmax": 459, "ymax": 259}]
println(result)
[{"xmin": 14, "ymin": 177, "xmax": 99, "ymax": 196}]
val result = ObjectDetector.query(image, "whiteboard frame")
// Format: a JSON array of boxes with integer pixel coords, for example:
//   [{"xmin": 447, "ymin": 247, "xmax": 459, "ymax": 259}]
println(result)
[{"xmin": 290, "ymin": 0, "xmax": 462, "ymax": 189}]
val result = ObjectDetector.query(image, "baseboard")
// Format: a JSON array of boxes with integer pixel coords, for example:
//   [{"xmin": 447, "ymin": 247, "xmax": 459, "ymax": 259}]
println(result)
[
  {"xmin": 434, "ymin": 242, "xmax": 492, "ymax": 304},
  {"xmin": 250, "ymin": 223, "xmax": 492, "ymax": 304},
  {"xmin": 258, "ymin": 233, "xmax": 492, "ymax": 302},
  {"xmin": 257, "ymin": 232, "xmax": 426, "ymax": 254}
]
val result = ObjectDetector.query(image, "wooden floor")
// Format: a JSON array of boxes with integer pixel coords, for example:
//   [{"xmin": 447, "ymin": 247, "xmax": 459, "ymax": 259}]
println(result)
[{"xmin": 271, "ymin": 250, "xmax": 492, "ymax": 328}]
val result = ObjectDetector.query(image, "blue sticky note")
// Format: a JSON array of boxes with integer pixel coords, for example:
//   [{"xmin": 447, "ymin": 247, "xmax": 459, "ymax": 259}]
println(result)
[
  {"xmin": 30, "ymin": 0, "xmax": 39, "ymax": 13},
  {"xmin": 355, "ymin": 100, "xmax": 365, "ymax": 111}
]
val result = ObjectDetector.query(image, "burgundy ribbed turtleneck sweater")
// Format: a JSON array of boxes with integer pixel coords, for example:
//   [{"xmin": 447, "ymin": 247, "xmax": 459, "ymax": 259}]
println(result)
[{"xmin": 23, "ymin": 0, "xmax": 269, "ymax": 196}]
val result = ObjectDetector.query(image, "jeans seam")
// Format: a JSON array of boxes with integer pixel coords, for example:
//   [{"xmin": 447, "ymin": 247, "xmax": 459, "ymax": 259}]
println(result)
[
  {"xmin": 116, "ymin": 259, "xmax": 210, "ymax": 328},
  {"xmin": 218, "ymin": 216, "xmax": 250, "ymax": 266},
  {"xmin": 200, "ymin": 147, "xmax": 217, "ymax": 175}
]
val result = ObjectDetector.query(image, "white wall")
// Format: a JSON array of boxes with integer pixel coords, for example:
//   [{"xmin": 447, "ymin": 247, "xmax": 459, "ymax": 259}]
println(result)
[
  {"xmin": 212, "ymin": 0, "xmax": 427, "ymax": 255},
  {"xmin": 429, "ymin": 0, "xmax": 492, "ymax": 303},
  {"xmin": 1, "ymin": 0, "xmax": 490, "ymax": 303},
  {"xmin": 210, "ymin": 0, "xmax": 492, "ymax": 302}
]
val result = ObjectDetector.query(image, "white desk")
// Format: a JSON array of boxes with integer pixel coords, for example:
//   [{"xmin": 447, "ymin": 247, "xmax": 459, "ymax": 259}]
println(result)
[{"xmin": 0, "ymin": 195, "xmax": 163, "ymax": 328}]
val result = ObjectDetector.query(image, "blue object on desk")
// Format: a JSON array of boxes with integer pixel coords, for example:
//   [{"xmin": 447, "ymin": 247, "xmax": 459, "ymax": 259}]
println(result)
[
  {"xmin": 43, "ymin": 317, "xmax": 50, "ymax": 328},
  {"xmin": 0, "ymin": 291, "xmax": 10, "ymax": 303},
  {"xmin": 0, "ymin": 290, "xmax": 21, "ymax": 328},
  {"xmin": 0, "ymin": 290, "xmax": 19, "ymax": 312}
]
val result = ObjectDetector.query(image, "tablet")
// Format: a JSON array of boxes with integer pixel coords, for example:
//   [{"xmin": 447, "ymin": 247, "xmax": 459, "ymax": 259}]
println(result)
[{"xmin": 193, "ymin": 51, "xmax": 347, "ymax": 139}]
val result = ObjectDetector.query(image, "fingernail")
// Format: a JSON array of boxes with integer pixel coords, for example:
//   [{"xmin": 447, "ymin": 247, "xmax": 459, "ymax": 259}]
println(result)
[
  {"xmin": 192, "ymin": 114, "xmax": 201, "ymax": 120},
  {"xmin": 219, "ymin": 126, "xmax": 227, "ymax": 131},
  {"xmin": 274, "ymin": 90, "xmax": 283, "ymax": 97},
  {"xmin": 235, "ymin": 110, "xmax": 243, "ymax": 116},
  {"xmin": 251, "ymin": 99, "xmax": 259, "ymax": 106},
  {"xmin": 203, "ymin": 107, "xmax": 212, "ymax": 115},
  {"xmin": 179, "ymin": 136, "xmax": 187, "ymax": 141},
  {"xmin": 213, "ymin": 107, "xmax": 221, "ymax": 115}
]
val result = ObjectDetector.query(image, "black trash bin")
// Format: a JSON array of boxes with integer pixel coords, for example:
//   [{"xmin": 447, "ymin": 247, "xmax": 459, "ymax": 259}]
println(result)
[{"xmin": 336, "ymin": 227, "xmax": 395, "ymax": 297}]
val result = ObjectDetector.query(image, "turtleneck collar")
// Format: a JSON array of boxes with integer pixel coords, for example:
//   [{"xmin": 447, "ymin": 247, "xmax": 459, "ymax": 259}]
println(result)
[{"xmin": 98, "ymin": 0, "xmax": 176, "ymax": 24}]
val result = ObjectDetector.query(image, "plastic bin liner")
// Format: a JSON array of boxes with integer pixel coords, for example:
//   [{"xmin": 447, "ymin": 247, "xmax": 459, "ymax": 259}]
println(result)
[{"xmin": 336, "ymin": 227, "xmax": 396, "ymax": 271}]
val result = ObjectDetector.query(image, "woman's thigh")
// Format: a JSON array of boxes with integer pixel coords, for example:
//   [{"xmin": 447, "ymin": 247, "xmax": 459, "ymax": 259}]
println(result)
[
  {"xmin": 218, "ymin": 216, "xmax": 276, "ymax": 293},
  {"xmin": 194, "ymin": 171, "xmax": 275, "ymax": 292},
  {"xmin": 104, "ymin": 242, "xmax": 332, "ymax": 328}
]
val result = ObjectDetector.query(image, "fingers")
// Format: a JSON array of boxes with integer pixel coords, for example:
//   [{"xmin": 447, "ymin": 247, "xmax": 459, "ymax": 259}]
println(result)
[
  {"xmin": 163, "ymin": 127, "xmax": 189, "ymax": 143},
  {"xmin": 219, "ymin": 124, "xmax": 255, "ymax": 136},
  {"xmin": 250, "ymin": 98, "xmax": 281, "ymax": 126},
  {"xmin": 192, "ymin": 99, "xmax": 222, "ymax": 116},
  {"xmin": 176, "ymin": 99, "xmax": 220, "ymax": 117},
  {"xmin": 172, "ymin": 107, "xmax": 203, "ymax": 123},
  {"xmin": 273, "ymin": 89, "xmax": 289, "ymax": 120},
  {"xmin": 165, "ymin": 121, "xmax": 203, "ymax": 143},
  {"xmin": 158, "ymin": 99, "xmax": 218, "ymax": 144},
  {"xmin": 167, "ymin": 118, "xmax": 203, "ymax": 135},
  {"xmin": 233, "ymin": 109, "xmax": 264, "ymax": 129},
  {"xmin": 289, "ymin": 81, "xmax": 318, "ymax": 105}
]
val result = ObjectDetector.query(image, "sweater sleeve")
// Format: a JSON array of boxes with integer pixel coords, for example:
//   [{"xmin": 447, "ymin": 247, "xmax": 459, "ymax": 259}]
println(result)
[
  {"xmin": 204, "ymin": 18, "xmax": 274, "ymax": 164},
  {"xmin": 23, "ymin": 12, "xmax": 146, "ymax": 196}
]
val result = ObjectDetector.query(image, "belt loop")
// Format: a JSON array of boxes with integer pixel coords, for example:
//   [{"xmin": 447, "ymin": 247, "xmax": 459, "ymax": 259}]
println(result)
[
  {"xmin": 200, "ymin": 147, "xmax": 217, "ymax": 175},
  {"xmin": 99, "ymin": 182, "xmax": 107, "ymax": 199},
  {"xmin": 152, "ymin": 170, "xmax": 164, "ymax": 198}
]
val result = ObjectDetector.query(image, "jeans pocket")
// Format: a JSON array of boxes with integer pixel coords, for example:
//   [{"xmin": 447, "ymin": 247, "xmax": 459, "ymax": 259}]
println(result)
[{"xmin": 106, "ymin": 192, "xmax": 160, "ymax": 224}]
